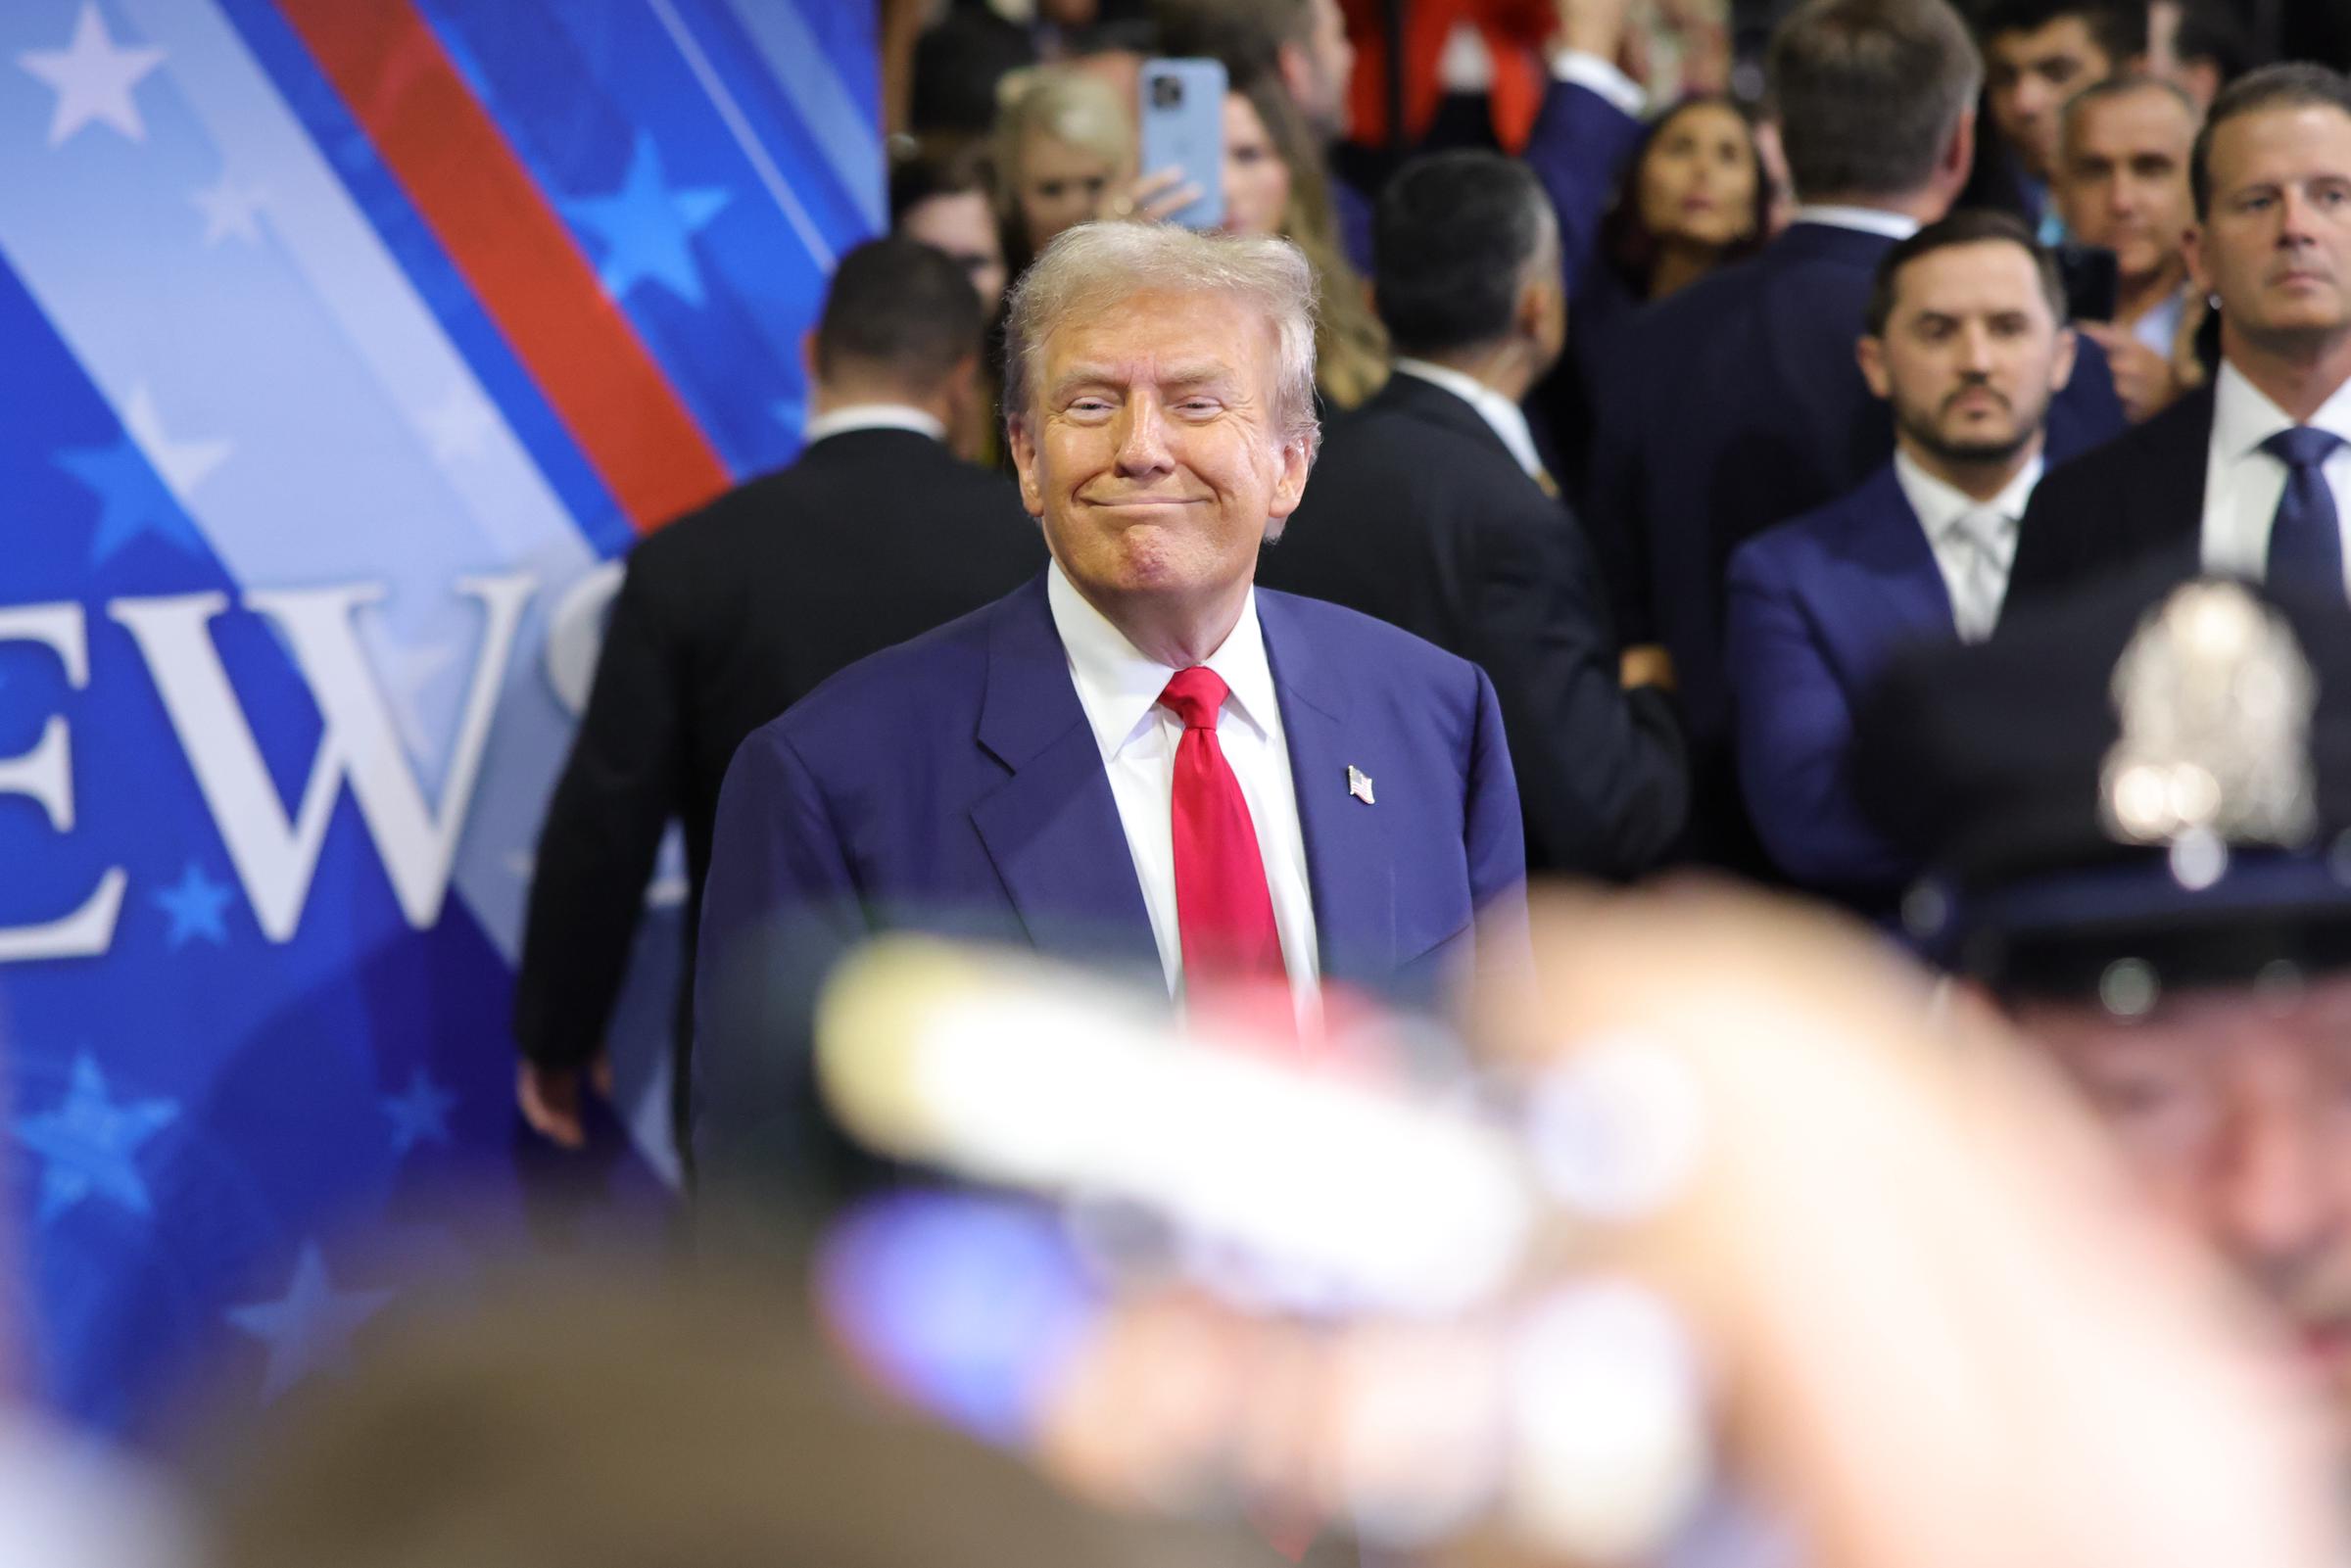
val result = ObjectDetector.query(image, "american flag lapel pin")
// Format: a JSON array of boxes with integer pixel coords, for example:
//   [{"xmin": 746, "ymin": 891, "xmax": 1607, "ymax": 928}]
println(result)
[{"xmin": 1347, "ymin": 765, "xmax": 1375, "ymax": 805}]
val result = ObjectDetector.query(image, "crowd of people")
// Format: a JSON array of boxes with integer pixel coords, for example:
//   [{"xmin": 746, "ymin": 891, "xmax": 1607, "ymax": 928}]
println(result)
[{"xmin": 473, "ymin": 0, "xmax": 2351, "ymax": 1559}]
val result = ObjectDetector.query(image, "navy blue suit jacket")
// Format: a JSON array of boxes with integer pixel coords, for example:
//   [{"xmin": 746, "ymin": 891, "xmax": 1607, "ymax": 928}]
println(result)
[
  {"xmin": 1724, "ymin": 465, "xmax": 1958, "ymax": 905},
  {"xmin": 693, "ymin": 573, "xmax": 1528, "ymax": 1196},
  {"xmin": 1586, "ymin": 220, "xmax": 2126, "ymax": 867}
]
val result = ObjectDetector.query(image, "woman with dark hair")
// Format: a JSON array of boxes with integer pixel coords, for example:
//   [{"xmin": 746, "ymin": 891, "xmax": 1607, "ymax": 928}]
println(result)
[{"xmin": 1539, "ymin": 94, "xmax": 1771, "ymax": 491}]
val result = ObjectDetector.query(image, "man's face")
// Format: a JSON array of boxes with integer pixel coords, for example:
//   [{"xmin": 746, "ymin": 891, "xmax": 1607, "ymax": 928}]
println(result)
[
  {"xmin": 1987, "ymin": 16, "xmax": 2116, "ymax": 182},
  {"xmin": 2016, "ymin": 974, "xmax": 2351, "ymax": 1411},
  {"xmin": 899, "ymin": 191, "xmax": 1008, "ymax": 317},
  {"xmin": 1286, "ymin": 0, "xmax": 1356, "ymax": 141},
  {"xmin": 1009, "ymin": 288, "xmax": 1310, "ymax": 628},
  {"xmin": 1859, "ymin": 241, "xmax": 2077, "ymax": 467},
  {"xmin": 2058, "ymin": 87, "xmax": 2197, "ymax": 290},
  {"xmin": 2186, "ymin": 105, "xmax": 2351, "ymax": 351}
]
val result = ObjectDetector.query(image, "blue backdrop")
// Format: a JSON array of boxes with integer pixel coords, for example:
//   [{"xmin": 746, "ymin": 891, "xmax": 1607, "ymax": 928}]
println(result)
[{"xmin": 0, "ymin": 0, "xmax": 877, "ymax": 1436}]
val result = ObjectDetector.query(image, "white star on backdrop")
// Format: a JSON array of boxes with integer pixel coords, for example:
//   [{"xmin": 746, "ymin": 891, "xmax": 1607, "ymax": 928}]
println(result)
[
  {"xmin": 191, "ymin": 171, "xmax": 267, "ymax": 245},
  {"xmin": 225, "ymin": 1244, "xmax": 395, "ymax": 1401},
  {"xmin": 119, "ymin": 384, "xmax": 230, "ymax": 503},
  {"xmin": 18, "ymin": 3, "xmax": 165, "ymax": 149},
  {"xmin": 417, "ymin": 380, "xmax": 501, "ymax": 465}
]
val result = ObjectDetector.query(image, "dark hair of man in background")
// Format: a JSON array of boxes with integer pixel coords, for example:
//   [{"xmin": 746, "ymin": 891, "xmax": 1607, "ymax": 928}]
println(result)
[
  {"xmin": 1372, "ymin": 151, "xmax": 1554, "ymax": 356},
  {"xmin": 2174, "ymin": 1, "xmax": 2259, "ymax": 88},
  {"xmin": 1152, "ymin": 0, "xmax": 1311, "ymax": 84},
  {"xmin": 1865, "ymin": 207, "xmax": 2067, "ymax": 336},
  {"xmin": 1767, "ymin": 0, "xmax": 1985, "ymax": 200},
  {"xmin": 812, "ymin": 235, "xmax": 987, "ymax": 387},
  {"xmin": 1976, "ymin": 0, "xmax": 2148, "ymax": 65},
  {"xmin": 2189, "ymin": 62, "xmax": 2351, "ymax": 219},
  {"xmin": 888, "ymin": 140, "xmax": 995, "ymax": 227}
]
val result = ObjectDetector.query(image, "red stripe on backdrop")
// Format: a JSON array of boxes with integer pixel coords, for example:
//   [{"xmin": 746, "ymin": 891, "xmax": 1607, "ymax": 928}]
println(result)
[{"xmin": 274, "ymin": 0, "xmax": 732, "ymax": 533}]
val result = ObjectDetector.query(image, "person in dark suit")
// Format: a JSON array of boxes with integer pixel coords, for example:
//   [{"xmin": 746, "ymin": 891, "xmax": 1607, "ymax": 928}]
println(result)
[
  {"xmin": 1258, "ymin": 151, "xmax": 1686, "ymax": 878},
  {"xmin": 511, "ymin": 238, "xmax": 1046, "ymax": 1157},
  {"xmin": 2008, "ymin": 64, "xmax": 2351, "ymax": 612},
  {"xmin": 1585, "ymin": 0, "xmax": 2125, "ymax": 872},
  {"xmin": 1727, "ymin": 212, "xmax": 2078, "ymax": 908},
  {"xmin": 694, "ymin": 221, "xmax": 1527, "ymax": 1203}
]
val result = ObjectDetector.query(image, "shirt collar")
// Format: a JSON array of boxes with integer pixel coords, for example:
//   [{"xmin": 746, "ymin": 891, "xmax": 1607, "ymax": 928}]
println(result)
[
  {"xmin": 1390, "ymin": 357, "xmax": 1547, "ymax": 481},
  {"xmin": 2212, "ymin": 359, "xmax": 2351, "ymax": 462},
  {"xmin": 802, "ymin": 402, "xmax": 946, "ymax": 446},
  {"xmin": 1789, "ymin": 204, "xmax": 1921, "ymax": 242},
  {"xmin": 1893, "ymin": 449, "xmax": 2042, "ymax": 544},
  {"xmin": 1045, "ymin": 559, "xmax": 1278, "ymax": 761}
]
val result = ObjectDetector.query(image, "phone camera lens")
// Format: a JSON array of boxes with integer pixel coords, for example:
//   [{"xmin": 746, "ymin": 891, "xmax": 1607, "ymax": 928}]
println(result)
[{"xmin": 1151, "ymin": 75, "xmax": 1183, "ymax": 110}]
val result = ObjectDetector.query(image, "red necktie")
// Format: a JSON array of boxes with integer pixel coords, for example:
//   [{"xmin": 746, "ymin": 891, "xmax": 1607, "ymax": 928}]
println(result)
[{"xmin": 1158, "ymin": 667, "xmax": 1287, "ymax": 987}]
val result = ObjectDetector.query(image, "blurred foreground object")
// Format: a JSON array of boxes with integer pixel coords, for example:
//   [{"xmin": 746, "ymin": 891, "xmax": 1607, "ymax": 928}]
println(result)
[
  {"xmin": 812, "ymin": 892, "xmax": 2344, "ymax": 1568},
  {"xmin": 184, "ymin": 1260, "xmax": 1273, "ymax": 1568},
  {"xmin": 1859, "ymin": 569, "xmax": 2351, "ymax": 1420}
]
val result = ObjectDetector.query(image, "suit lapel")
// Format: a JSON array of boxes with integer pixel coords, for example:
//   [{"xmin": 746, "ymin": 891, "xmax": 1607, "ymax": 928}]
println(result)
[
  {"xmin": 1257, "ymin": 593, "xmax": 1396, "ymax": 986},
  {"xmin": 1827, "ymin": 465, "xmax": 1957, "ymax": 640},
  {"xmin": 2134, "ymin": 384, "xmax": 2216, "ymax": 571},
  {"xmin": 968, "ymin": 578, "xmax": 1161, "ymax": 971}
]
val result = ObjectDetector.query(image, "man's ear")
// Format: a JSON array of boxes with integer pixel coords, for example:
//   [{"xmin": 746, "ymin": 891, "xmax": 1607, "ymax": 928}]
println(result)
[
  {"xmin": 1856, "ymin": 333, "xmax": 1893, "ymax": 402},
  {"xmin": 2182, "ymin": 220, "xmax": 2211, "ymax": 301},
  {"xmin": 2048, "ymin": 323, "xmax": 2080, "ymax": 394},
  {"xmin": 1008, "ymin": 414, "xmax": 1045, "ymax": 518}
]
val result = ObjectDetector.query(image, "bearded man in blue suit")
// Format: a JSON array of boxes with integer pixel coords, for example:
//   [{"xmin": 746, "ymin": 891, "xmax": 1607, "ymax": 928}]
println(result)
[
  {"xmin": 694, "ymin": 222, "xmax": 1528, "ymax": 1201},
  {"xmin": 1726, "ymin": 212, "xmax": 2079, "ymax": 913}
]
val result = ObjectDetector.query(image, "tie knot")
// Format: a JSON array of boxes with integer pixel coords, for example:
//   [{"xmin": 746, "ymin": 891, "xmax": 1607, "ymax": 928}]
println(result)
[
  {"xmin": 2265, "ymin": 426, "xmax": 2345, "ymax": 471},
  {"xmin": 1159, "ymin": 666, "xmax": 1230, "ymax": 731},
  {"xmin": 1947, "ymin": 505, "xmax": 2010, "ymax": 554}
]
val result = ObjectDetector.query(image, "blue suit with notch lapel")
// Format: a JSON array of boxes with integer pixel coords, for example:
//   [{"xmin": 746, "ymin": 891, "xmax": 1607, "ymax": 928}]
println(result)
[
  {"xmin": 1725, "ymin": 464, "xmax": 1957, "ymax": 907},
  {"xmin": 692, "ymin": 573, "xmax": 1527, "ymax": 1200}
]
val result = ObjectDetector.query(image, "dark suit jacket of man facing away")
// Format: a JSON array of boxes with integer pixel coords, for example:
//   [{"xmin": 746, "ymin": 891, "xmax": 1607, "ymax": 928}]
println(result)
[
  {"xmin": 1584, "ymin": 218, "xmax": 2130, "ymax": 866},
  {"xmin": 693, "ymin": 574, "xmax": 1527, "ymax": 1203},
  {"xmin": 2003, "ymin": 383, "xmax": 2216, "ymax": 613},
  {"xmin": 1258, "ymin": 371, "xmax": 1687, "ymax": 877},
  {"xmin": 512, "ymin": 428, "xmax": 1046, "ymax": 1146}
]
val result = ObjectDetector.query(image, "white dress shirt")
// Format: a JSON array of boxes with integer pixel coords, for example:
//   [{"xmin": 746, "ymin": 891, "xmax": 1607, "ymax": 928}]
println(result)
[
  {"xmin": 1788, "ymin": 204, "xmax": 1921, "ymax": 242},
  {"xmin": 2199, "ymin": 361, "xmax": 2351, "ymax": 592},
  {"xmin": 1045, "ymin": 561, "xmax": 1321, "ymax": 1019},
  {"xmin": 801, "ymin": 402, "xmax": 946, "ymax": 445},
  {"xmin": 1391, "ymin": 357, "xmax": 1548, "ymax": 482},
  {"xmin": 1893, "ymin": 449, "xmax": 2043, "ymax": 643}
]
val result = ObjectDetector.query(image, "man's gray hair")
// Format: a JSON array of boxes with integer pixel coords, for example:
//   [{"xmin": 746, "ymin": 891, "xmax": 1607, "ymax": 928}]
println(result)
[{"xmin": 1001, "ymin": 222, "xmax": 1323, "ymax": 459}]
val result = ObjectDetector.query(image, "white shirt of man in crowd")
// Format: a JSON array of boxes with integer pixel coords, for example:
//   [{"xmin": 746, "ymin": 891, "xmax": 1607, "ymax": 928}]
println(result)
[
  {"xmin": 1388, "ymin": 356, "xmax": 1549, "ymax": 481},
  {"xmin": 1858, "ymin": 230, "xmax": 2079, "ymax": 641},
  {"xmin": 2183, "ymin": 87, "xmax": 2351, "ymax": 592}
]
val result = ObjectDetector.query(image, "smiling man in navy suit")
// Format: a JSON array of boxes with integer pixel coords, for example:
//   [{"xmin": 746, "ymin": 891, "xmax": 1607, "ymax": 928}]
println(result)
[
  {"xmin": 693, "ymin": 222, "xmax": 1527, "ymax": 1202},
  {"xmin": 1727, "ymin": 212, "xmax": 2077, "ymax": 910}
]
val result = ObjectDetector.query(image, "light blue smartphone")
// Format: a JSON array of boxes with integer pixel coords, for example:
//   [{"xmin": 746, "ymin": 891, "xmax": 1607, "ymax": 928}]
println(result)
[{"xmin": 1137, "ymin": 57, "xmax": 1226, "ymax": 230}]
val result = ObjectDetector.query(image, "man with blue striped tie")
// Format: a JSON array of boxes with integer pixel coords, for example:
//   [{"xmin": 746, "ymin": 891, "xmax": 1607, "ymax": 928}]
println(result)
[{"xmin": 2008, "ymin": 62, "xmax": 2351, "ymax": 610}]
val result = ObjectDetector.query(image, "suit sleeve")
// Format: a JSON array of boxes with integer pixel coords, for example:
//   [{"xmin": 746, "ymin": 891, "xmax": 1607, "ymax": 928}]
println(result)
[
  {"xmin": 1521, "ymin": 78, "xmax": 1645, "ymax": 305},
  {"xmin": 1469, "ymin": 490, "xmax": 1688, "ymax": 878},
  {"xmin": 510, "ymin": 555, "xmax": 681, "ymax": 1069},
  {"xmin": 692, "ymin": 723, "xmax": 878, "ymax": 1210},
  {"xmin": 1723, "ymin": 546, "xmax": 1915, "ymax": 891}
]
